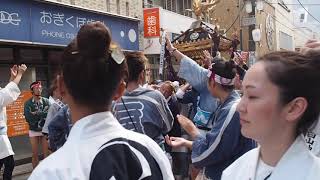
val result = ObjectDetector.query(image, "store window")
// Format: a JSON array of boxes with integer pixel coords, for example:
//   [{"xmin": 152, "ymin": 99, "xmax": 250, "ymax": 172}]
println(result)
[
  {"xmin": 0, "ymin": 48, "xmax": 14, "ymax": 62},
  {"xmin": 19, "ymin": 48, "xmax": 43, "ymax": 63}
]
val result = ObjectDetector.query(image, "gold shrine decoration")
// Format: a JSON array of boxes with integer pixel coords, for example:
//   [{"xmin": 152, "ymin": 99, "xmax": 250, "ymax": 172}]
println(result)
[{"xmin": 192, "ymin": 0, "xmax": 221, "ymax": 20}]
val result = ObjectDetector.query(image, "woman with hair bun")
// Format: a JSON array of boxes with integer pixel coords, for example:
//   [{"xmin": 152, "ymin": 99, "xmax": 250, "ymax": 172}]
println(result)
[
  {"xmin": 165, "ymin": 38, "xmax": 256, "ymax": 180},
  {"xmin": 29, "ymin": 22, "xmax": 174, "ymax": 180},
  {"xmin": 222, "ymin": 51, "xmax": 320, "ymax": 180}
]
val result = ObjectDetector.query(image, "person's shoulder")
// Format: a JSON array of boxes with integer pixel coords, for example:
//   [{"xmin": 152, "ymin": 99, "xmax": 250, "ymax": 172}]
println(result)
[
  {"xmin": 223, "ymin": 148, "xmax": 257, "ymax": 175},
  {"xmin": 143, "ymin": 89, "xmax": 165, "ymax": 101},
  {"xmin": 29, "ymin": 149, "xmax": 68, "ymax": 179},
  {"xmin": 124, "ymin": 129, "xmax": 161, "ymax": 148}
]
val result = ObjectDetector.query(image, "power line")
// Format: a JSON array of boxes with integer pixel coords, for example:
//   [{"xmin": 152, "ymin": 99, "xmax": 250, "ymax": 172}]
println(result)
[
  {"xmin": 297, "ymin": 0, "xmax": 320, "ymax": 25},
  {"xmin": 261, "ymin": 10, "xmax": 311, "ymax": 40},
  {"xmin": 268, "ymin": 3, "xmax": 320, "ymax": 6},
  {"xmin": 225, "ymin": 4, "xmax": 245, "ymax": 33},
  {"xmin": 261, "ymin": 1, "xmax": 317, "ymax": 39}
]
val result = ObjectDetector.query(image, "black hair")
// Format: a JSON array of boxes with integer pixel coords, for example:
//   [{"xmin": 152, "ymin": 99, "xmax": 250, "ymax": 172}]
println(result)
[
  {"xmin": 210, "ymin": 58, "xmax": 237, "ymax": 91},
  {"xmin": 61, "ymin": 22, "xmax": 127, "ymax": 108},
  {"xmin": 30, "ymin": 81, "xmax": 41, "ymax": 91},
  {"xmin": 260, "ymin": 50, "xmax": 320, "ymax": 134},
  {"xmin": 125, "ymin": 52, "xmax": 148, "ymax": 83},
  {"xmin": 236, "ymin": 65, "xmax": 246, "ymax": 80}
]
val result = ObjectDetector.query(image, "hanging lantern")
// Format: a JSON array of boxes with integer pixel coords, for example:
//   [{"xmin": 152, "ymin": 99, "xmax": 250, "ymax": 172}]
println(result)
[
  {"xmin": 252, "ymin": 28, "xmax": 262, "ymax": 42},
  {"xmin": 245, "ymin": 0, "xmax": 253, "ymax": 14},
  {"xmin": 256, "ymin": 0, "xmax": 264, "ymax": 11}
]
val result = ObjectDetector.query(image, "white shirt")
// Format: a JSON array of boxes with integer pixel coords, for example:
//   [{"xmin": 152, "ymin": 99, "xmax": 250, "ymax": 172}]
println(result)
[
  {"xmin": 305, "ymin": 117, "xmax": 320, "ymax": 157},
  {"xmin": 255, "ymin": 158, "xmax": 274, "ymax": 180},
  {"xmin": 29, "ymin": 111, "xmax": 174, "ymax": 180},
  {"xmin": 222, "ymin": 135, "xmax": 320, "ymax": 180},
  {"xmin": 0, "ymin": 82, "xmax": 21, "ymax": 159}
]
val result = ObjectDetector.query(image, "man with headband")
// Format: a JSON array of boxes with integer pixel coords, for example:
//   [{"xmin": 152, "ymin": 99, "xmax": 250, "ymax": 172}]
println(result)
[{"xmin": 24, "ymin": 81, "xmax": 50, "ymax": 168}]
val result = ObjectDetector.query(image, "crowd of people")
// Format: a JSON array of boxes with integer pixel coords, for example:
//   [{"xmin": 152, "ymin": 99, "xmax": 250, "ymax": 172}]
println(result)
[{"xmin": 0, "ymin": 21, "xmax": 320, "ymax": 180}]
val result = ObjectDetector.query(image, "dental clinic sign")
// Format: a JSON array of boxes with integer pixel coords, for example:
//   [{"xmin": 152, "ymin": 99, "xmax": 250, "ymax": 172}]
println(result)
[{"xmin": 0, "ymin": 0, "xmax": 139, "ymax": 50}]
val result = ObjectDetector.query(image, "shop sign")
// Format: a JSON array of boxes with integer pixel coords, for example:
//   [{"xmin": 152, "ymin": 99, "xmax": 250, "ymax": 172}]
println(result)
[
  {"xmin": 0, "ymin": 0, "xmax": 139, "ymax": 50},
  {"xmin": 242, "ymin": 17, "xmax": 256, "ymax": 26},
  {"xmin": 6, "ymin": 91, "xmax": 33, "ymax": 137},
  {"xmin": 143, "ymin": 8, "xmax": 160, "ymax": 38}
]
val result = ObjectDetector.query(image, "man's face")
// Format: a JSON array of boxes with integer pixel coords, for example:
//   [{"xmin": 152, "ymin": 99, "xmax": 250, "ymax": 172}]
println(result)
[{"xmin": 32, "ymin": 85, "xmax": 42, "ymax": 96}]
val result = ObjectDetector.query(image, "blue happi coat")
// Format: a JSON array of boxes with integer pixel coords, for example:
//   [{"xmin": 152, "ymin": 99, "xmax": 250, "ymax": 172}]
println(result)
[{"xmin": 191, "ymin": 90, "xmax": 256, "ymax": 180}]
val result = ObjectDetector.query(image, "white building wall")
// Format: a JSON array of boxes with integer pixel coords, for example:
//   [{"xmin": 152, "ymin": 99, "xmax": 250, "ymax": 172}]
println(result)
[
  {"xmin": 144, "ymin": 8, "xmax": 199, "ymax": 54},
  {"xmin": 269, "ymin": 0, "xmax": 295, "ymax": 50}
]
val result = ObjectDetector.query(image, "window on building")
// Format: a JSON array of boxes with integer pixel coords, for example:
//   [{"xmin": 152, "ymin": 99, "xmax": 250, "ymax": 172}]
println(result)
[
  {"xmin": 126, "ymin": 2, "xmax": 129, "ymax": 16},
  {"xmin": 279, "ymin": 31, "xmax": 293, "ymax": 50},
  {"xmin": 300, "ymin": 13, "xmax": 305, "ymax": 23},
  {"xmin": 145, "ymin": 0, "xmax": 153, "ymax": 8},
  {"xmin": 163, "ymin": 0, "xmax": 193, "ymax": 17},
  {"xmin": 117, "ymin": 0, "xmax": 120, "ymax": 14},
  {"xmin": 70, "ymin": 0, "xmax": 75, "ymax": 5},
  {"xmin": 19, "ymin": 48, "xmax": 43, "ymax": 63},
  {"xmin": 0, "ymin": 48, "xmax": 14, "ymax": 62},
  {"xmin": 106, "ymin": 0, "xmax": 110, "ymax": 12}
]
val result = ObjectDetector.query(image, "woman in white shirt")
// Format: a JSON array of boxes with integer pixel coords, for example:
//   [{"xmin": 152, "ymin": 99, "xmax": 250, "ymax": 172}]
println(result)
[
  {"xmin": 0, "ymin": 64, "xmax": 27, "ymax": 180},
  {"xmin": 222, "ymin": 51, "xmax": 320, "ymax": 180},
  {"xmin": 28, "ymin": 22, "xmax": 174, "ymax": 180}
]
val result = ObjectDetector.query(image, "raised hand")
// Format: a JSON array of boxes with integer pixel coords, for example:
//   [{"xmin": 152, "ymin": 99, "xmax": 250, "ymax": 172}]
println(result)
[
  {"xmin": 165, "ymin": 35, "xmax": 175, "ymax": 52},
  {"xmin": 301, "ymin": 39, "xmax": 320, "ymax": 55},
  {"xmin": 9, "ymin": 65, "xmax": 18, "ymax": 81},
  {"xmin": 203, "ymin": 50, "xmax": 213, "ymax": 62},
  {"xmin": 18, "ymin": 64, "xmax": 27, "ymax": 75}
]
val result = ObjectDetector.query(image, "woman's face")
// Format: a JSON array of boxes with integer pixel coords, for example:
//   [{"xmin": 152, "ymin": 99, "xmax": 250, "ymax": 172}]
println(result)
[{"xmin": 237, "ymin": 62, "xmax": 288, "ymax": 143}]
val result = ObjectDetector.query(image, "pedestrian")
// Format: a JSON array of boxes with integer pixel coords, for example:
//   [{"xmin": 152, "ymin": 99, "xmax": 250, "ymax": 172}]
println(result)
[
  {"xmin": 0, "ymin": 64, "xmax": 27, "ymax": 180},
  {"xmin": 42, "ymin": 77, "xmax": 65, "ymax": 136},
  {"xmin": 222, "ymin": 51, "xmax": 320, "ymax": 180},
  {"xmin": 28, "ymin": 22, "xmax": 174, "ymax": 180},
  {"xmin": 24, "ymin": 81, "xmax": 50, "ymax": 168}
]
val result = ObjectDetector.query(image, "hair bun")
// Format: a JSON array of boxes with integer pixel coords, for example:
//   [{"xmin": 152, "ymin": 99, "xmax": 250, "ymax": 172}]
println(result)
[{"xmin": 77, "ymin": 22, "xmax": 111, "ymax": 57}]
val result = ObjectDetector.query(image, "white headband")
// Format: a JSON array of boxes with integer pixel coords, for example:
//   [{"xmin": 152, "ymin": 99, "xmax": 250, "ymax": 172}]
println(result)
[{"xmin": 207, "ymin": 70, "xmax": 235, "ymax": 86}]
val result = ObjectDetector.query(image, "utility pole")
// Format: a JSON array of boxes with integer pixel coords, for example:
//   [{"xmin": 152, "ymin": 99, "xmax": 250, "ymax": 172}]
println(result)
[{"xmin": 239, "ymin": 0, "xmax": 243, "ymax": 50}]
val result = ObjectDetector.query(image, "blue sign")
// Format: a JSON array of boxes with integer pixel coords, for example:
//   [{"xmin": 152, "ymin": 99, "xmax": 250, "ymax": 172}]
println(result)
[{"xmin": 0, "ymin": 0, "xmax": 139, "ymax": 50}]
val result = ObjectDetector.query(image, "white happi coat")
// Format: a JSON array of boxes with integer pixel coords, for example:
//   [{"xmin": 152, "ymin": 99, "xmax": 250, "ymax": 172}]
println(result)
[
  {"xmin": 222, "ymin": 135, "xmax": 320, "ymax": 180},
  {"xmin": 305, "ymin": 117, "xmax": 320, "ymax": 157},
  {"xmin": 28, "ymin": 111, "xmax": 174, "ymax": 180},
  {"xmin": 0, "ymin": 82, "xmax": 21, "ymax": 159}
]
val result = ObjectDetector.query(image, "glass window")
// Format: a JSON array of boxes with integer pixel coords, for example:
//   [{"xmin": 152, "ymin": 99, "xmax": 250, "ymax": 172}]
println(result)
[
  {"xmin": 117, "ymin": 0, "xmax": 120, "ymax": 14},
  {"xmin": 0, "ymin": 48, "xmax": 14, "ymax": 61},
  {"xmin": 126, "ymin": 2, "xmax": 129, "ymax": 16},
  {"xmin": 19, "ymin": 49, "xmax": 43, "ymax": 63},
  {"xmin": 48, "ymin": 50, "xmax": 63, "ymax": 65},
  {"xmin": 106, "ymin": 0, "xmax": 110, "ymax": 11}
]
